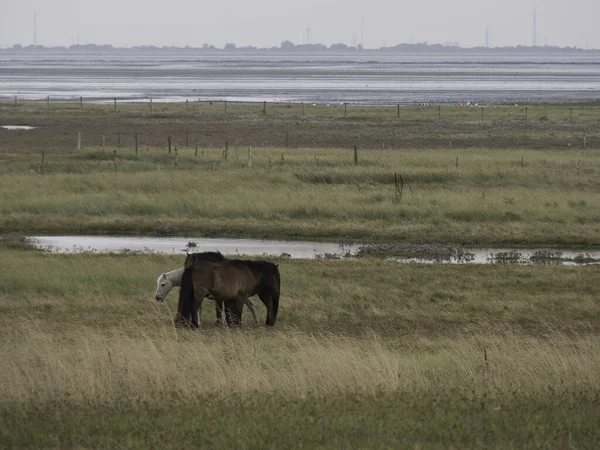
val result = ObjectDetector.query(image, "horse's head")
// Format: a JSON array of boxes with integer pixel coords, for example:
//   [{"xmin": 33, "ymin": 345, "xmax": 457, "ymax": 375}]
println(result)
[{"xmin": 154, "ymin": 272, "xmax": 174, "ymax": 302}]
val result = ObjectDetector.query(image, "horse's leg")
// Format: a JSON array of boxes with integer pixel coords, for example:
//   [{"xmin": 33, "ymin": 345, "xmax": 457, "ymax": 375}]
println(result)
[
  {"xmin": 258, "ymin": 292, "xmax": 278, "ymax": 327},
  {"xmin": 191, "ymin": 287, "xmax": 208, "ymax": 329},
  {"xmin": 215, "ymin": 299, "xmax": 224, "ymax": 326},
  {"xmin": 223, "ymin": 298, "xmax": 235, "ymax": 327},
  {"xmin": 223, "ymin": 297, "xmax": 243, "ymax": 327},
  {"xmin": 245, "ymin": 298, "xmax": 259, "ymax": 325}
]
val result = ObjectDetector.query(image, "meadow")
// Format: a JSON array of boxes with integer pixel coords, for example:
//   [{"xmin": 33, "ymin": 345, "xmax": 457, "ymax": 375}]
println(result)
[
  {"xmin": 1, "ymin": 101, "xmax": 600, "ymax": 447},
  {"xmin": 1, "ymin": 238, "xmax": 600, "ymax": 448}
]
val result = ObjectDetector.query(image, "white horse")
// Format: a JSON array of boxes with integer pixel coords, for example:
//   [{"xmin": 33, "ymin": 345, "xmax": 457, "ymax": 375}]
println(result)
[{"xmin": 154, "ymin": 268, "xmax": 259, "ymax": 325}]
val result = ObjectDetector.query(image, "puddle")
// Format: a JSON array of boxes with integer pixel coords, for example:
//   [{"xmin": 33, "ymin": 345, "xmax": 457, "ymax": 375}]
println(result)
[
  {"xmin": 26, "ymin": 236, "xmax": 358, "ymax": 260},
  {"xmin": 1, "ymin": 125, "xmax": 36, "ymax": 130},
  {"xmin": 25, "ymin": 236, "xmax": 600, "ymax": 266}
]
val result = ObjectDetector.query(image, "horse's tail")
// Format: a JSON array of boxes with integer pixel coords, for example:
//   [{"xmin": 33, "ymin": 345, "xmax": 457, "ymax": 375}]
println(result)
[
  {"xmin": 270, "ymin": 265, "xmax": 281, "ymax": 326},
  {"xmin": 177, "ymin": 268, "xmax": 195, "ymax": 327}
]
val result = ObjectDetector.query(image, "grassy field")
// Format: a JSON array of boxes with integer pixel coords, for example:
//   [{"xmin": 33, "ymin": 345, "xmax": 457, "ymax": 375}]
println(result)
[
  {"xmin": 1, "ymin": 238, "xmax": 599, "ymax": 448},
  {"xmin": 1, "ymin": 146, "xmax": 599, "ymax": 245},
  {"xmin": 2, "ymin": 101, "xmax": 600, "ymax": 447}
]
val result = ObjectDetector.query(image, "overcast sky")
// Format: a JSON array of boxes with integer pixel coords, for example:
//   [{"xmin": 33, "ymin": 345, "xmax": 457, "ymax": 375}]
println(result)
[{"xmin": 1, "ymin": 0, "xmax": 598, "ymax": 49}]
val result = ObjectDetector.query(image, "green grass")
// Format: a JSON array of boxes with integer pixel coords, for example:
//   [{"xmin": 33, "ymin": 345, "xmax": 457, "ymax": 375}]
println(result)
[
  {"xmin": 4, "ymin": 99, "xmax": 600, "ymax": 125},
  {"xmin": 1, "ymin": 241, "xmax": 599, "ymax": 448},
  {"xmin": 1, "ymin": 147, "xmax": 600, "ymax": 245}
]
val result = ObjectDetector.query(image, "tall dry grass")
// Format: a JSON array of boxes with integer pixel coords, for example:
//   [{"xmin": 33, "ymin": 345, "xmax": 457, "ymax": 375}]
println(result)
[{"xmin": 2, "ymin": 319, "xmax": 599, "ymax": 405}]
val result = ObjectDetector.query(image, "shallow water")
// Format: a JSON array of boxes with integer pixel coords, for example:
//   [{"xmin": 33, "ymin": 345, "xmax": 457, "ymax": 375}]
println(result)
[
  {"xmin": 1, "ymin": 125, "xmax": 36, "ymax": 130},
  {"xmin": 26, "ymin": 236, "xmax": 600, "ymax": 266},
  {"xmin": 2, "ymin": 50, "xmax": 600, "ymax": 104}
]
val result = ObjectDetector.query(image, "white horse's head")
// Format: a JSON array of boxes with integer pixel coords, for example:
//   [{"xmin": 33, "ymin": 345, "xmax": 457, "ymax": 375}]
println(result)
[{"xmin": 155, "ymin": 272, "xmax": 174, "ymax": 302}]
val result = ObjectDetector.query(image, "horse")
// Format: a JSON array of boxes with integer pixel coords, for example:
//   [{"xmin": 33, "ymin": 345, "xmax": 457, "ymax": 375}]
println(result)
[
  {"xmin": 179, "ymin": 257, "xmax": 280, "ymax": 328},
  {"xmin": 154, "ymin": 252, "xmax": 259, "ymax": 326}
]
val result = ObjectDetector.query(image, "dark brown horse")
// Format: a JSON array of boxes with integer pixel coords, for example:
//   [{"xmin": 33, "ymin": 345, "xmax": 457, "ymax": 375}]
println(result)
[{"xmin": 179, "ymin": 257, "xmax": 280, "ymax": 327}]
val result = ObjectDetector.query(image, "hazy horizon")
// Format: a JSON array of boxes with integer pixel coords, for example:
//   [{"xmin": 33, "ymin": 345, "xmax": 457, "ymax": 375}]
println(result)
[{"xmin": 1, "ymin": 0, "xmax": 599, "ymax": 50}]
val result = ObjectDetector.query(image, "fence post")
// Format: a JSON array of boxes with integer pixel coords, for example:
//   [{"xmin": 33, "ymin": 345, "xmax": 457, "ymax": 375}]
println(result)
[
  {"xmin": 577, "ymin": 160, "xmax": 580, "ymax": 176},
  {"xmin": 521, "ymin": 156, "xmax": 524, "ymax": 169},
  {"xmin": 114, "ymin": 97, "xmax": 117, "ymax": 112},
  {"xmin": 344, "ymin": 103, "xmax": 347, "ymax": 117},
  {"xmin": 263, "ymin": 101, "xmax": 267, "ymax": 116},
  {"xmin": 47, "ymin": 95, "xmax": 50, "ymax": 110},
  {"xmin": 135, "ymin": 134, "xmax": 138, "ymax": 157},
  {"xmin": 438, "ymin": 105, "xmax": 441, "ymax": 117},
  {"xmin": 102, "ymin": 133, "xmax": 105, "ymax": 152},
  {"xmin": 455, "ymin": 156, "xmax": 459, "ymax": 168},
  {"xmin": 525, "ymin": 107, "xmax": 528, "ymax": 121},
  {"xmin": 354, "ymin": 145, "xmax": 358, "ymax": 166},
  {"xmin": 281, "ymin": 152, "xmax": 284, "ymax": 161},
  {"xmin": 247, "ymin": 143, "xmax": 253, "ymax": 167},
  {"xmin": 77, "ymin": 131, "xmax": 82, "ymax": 150},
  {"xmin": 150, "ymin": 98, "xmax": 152, "ymax": 112},
  {"xmin": 195, "ymin": 138, "xmax": 199, "ymax": 157},
  {"xmin": 118, "ymin": 132, "xmax": 121, "ymax": 148},
  {"xmin": 583, "ymin": 135, "xmax": 587, "ymax": 148},
  {"xmin": 570, "ymin": 108, "xmax": 573, "ymax": 125},
  {"xmin": 397, "ymin": 104, "xmax": 400, "ymax": 119},
  {"xmin": 80, "ymin": 96, "xmax": 83, "ymax": 110},
  {"xmin": 224, "ymin": 100, "xmax": 227, "ymax": 113},
  {"xmin": 302, "ymin": 102, "xmax": 305, "ymax": 117},
  {"xmin": 174, "ymin": 148, "xmax": 179, "ymax": 169},
  {"xmin": 168, "ymin": 136, "xmax": 172, "ymax": 154},
  {"xmin": 14, "ymin": 95, "xmax": 17, "ymax": 107},
  {"xmin": 224, "ymin": 141, "xmax": 228, "ymax": 160},
  {"xmin": 113, "ymin": 150, "xmax": 118, "ymax": 171},
  {"xmin": 186, "ymin": 99, "xmax": 189, "ymax": 112},
  {"xmin": 40, "ymin": 151, "xmax": 45, "ymax": 175},
  {"xmin": 481, "ymin": 107, "xmax": 484, "ymax": 122}
]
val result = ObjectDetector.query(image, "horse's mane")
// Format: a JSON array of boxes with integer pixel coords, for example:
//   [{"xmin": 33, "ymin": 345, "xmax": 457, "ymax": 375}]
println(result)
[{"xmin": 184, "ymin": 251, "xmax": 225, "ymax": 268}]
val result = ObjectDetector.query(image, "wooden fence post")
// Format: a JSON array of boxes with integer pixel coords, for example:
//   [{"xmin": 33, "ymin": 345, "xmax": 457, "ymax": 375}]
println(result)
[
  {"xmin": 113, "ymin": 150, "xmax": 118, "ymax": 171},
  {"xmin": 77, "ymin": 132, "xmax": 82, "ymax": 150},
  {"xmin": 40, "ymin": 151, "xmax": 45, "ymax": 175},
  {"xmin": 525, "ymin": 107, "xmax": 528, "ymax": 121},
  {"xmin": 168, "ymin": 136, "xmax": 172, "ymax": 154},
  {"xmin": 455, "ymin": 156, "xmax": 459, "ymax": 168},
  {"xmin": 263, "ymin": 101, "xmax": 267, "ymax": 116},
  {"xmin": 344, "ymin": 103, "xmax": 347, "ymax": 117},
  {"xmin": 150, "ymin": 98, "xmax": 152, "ymax": 112},
  {"xmin": 174, "ymin": 148, "xmax": 179, "ymax": 169},
  {"xmin": 570, "ymin": 108, "xmax": 573, "ymax": 125},
  {"xmin": 102, "ymin": 133, "xmax": 105, "ymax": 152},
  {"xmin": 438, "ymin": 105, "xmax": 441, "ymax": 117},
  {"xmin": 397, "ymin": 104, "xmax": 400, "ymax": 119},
  {"xmin": 577, "ymin": 160, "xmax": 580, "ymax": 176},
  {"xmin": 195, "ymin": 138, "xmax": 199, "ymax": 157},
  {"xmin": 80, "ymin": 96, "xmax": 83, "ymax": 110},
  {"xmin": 186, "ymin": 99, "xmax": 189, "ymax": 112},
  {"xmin": 354, "ymin": 145, "xmax": 358, "ymax": 166},
  {"xmin": 47, "ymin": 95, "xmax": 50, "ymax": 110},
  {"xmin": 224, "ymin": 100, "xmax": 227, "ymax": 113},
  {"xmin": 301, "ymin": 102, "xmax": 305, "ymax": 117},
  {"xmin": 114, "ymin": 97, "xmax": 117, "ymax": 111},
  {"xmin": 281, "ymin": 152, "xmax": 284, "ymax": 161},
  {"xmin": 135, "ymin": 134, "xmax": 138, "ymax": 157},
  {"xmin": 247, "ymin": 143, "xmax": 253, "ymax": 168}
]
